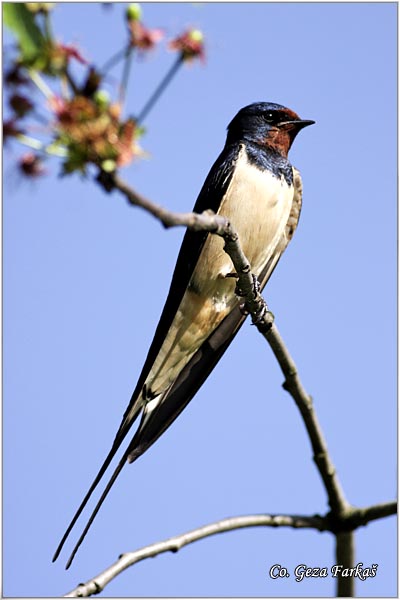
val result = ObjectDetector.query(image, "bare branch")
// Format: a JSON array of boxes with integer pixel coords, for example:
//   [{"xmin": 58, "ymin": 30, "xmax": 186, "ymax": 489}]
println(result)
[
  {"xmin": 90, "ymin": 173, "xmax": 397, "ymax": 598},
  {"xmin": 110, "ymin": 172, "xmax": 230, "ymax": 233},
  {"xmin": 63, "ymin": 499, "xmax": 397, "ymax": 597},
  {"xmin": 334, "ymin": 500, "xmax": 397, "ymax": 596},
  {"xmin": 346, "ymin": 501, "xmax": 397, "ymax": 528},
  {"xmin": 106, "ymin": 173, "xmax": 349, "ymax": 516},
  {"xmin": 64, "ymin": 513, "xmax": 327, "ymax": 597},
  {"xmin": 64, "ymin": 499, "xmax": 396, "ymax": 597},
  {"xmin": 259, "ymin": 322, "xmax": 350, "ymax": 516},
  {"xmin": 335, "ymin": 531, "xmax": 355, "ymax": 597},
  {"xmin": 104, "ymin": 174, "xmax": 397, "ymax": 525}
]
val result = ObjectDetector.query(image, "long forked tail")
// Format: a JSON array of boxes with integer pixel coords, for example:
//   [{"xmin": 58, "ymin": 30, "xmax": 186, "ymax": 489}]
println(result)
[
  {"xmin": 52, "ymin": 437, "xmax": 126, "ymax": 565},
  {"xmin": 52, "ymin": 384, "xmax": 145, "ymax": 566},
  {"xmin": 63, "ymin": 445, "xmax": 131, "ymax": 569},
  {"xmin": 53, "ymin": 230, "xmax": 292, "ymax": 568},
  {"xmin": 57, "ymin": 305, "xmax": 248, "ymax": 568}
]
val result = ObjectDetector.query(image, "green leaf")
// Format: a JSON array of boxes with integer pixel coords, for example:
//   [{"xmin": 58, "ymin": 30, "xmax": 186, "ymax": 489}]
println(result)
[{"xmin": 3, "ymin": 3, "xmax": 46, "ymax": 61}]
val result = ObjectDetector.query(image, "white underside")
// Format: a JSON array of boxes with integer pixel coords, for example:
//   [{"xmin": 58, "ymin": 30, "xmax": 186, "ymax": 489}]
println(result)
[{"xmin": 144, "ymin": 145, "xmax": 294, "ymax": 400}]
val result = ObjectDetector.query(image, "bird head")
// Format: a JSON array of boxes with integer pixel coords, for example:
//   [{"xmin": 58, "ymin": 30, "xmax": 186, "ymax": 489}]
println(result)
[{"xmin": 226, "ymin": 102, "xmax": 314, "ymax": 157}]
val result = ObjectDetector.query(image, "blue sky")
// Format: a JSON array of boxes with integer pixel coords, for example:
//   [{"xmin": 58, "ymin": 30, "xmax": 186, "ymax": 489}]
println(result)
[{"xmin": 3, "ymin": 2, "xmax": 397, "ymax": 597}]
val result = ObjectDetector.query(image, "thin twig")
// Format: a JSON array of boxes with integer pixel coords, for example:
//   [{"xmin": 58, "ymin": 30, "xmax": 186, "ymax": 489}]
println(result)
[
  {"xmin": 101, "ymin": 45, "xmax": 129, "ymax": 74},
  {"xmin": 64, "ymin": 499, "xmax": 396, "ymax": 597},
  {"xmin": 15, "ymin": 134, "xmax": 68, "ymax": 157},
  {"xmin": 109, "ymin": 172, "xmax": 229, "ymax": 233},
  {"xmin": 261, "ymin": 323, "xmax": 350, "ymax": 516},
  {"xmin": 64, "ymin": 513, "xmax": 327, "ymax": 597},
  {"xmin": 119, "ymin": 47, "xmax": 134, "ymax": 105},
  {"xmin": 28, "ymin": 69, "xmax": 54, "ymax": 99},
  {"xmin": 345, "ymin": 501, "xmax": 397, "ymax": 528},
  {"xmin": 136, "ymin": 56, "xmax": 182, "ymax": 124}
]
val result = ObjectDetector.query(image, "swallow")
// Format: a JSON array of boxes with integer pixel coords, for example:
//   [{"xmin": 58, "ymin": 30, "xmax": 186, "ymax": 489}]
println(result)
[{"xmin": 53, "ymin": 102, "xmax": 314, "ymax": 568}]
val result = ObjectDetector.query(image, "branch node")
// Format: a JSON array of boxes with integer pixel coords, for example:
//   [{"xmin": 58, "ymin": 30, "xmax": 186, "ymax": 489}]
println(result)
[
  {"xmin": 96, "ymin": 169, "xmax": 116, "ymax": 193},
  {"xmin": 93, "ymin": 581, "xmax": 102, "ymax": 595},
  {"xmin": 282, "ymin": 374, "xmax": 296, "ymax": 391},
  {"xmin": 223, "ymin": 227, "xmax": 238, "ymax": 243}
]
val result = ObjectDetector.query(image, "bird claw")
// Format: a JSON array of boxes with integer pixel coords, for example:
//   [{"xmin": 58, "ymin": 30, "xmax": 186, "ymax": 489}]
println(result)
[
  {"xmin": 251, "ymin": 305, "xmax": 275, "ymax": 330},
  {"xmin": 251, "ymin": 301, "xmax": 268, "ymax": 324},
  {"xmin": 251, "ymin": 274, "xmax": 261, "ymax": 296},
  {"xmin": 239, "ymin": 302, "xmax": 250, "ymax": 316},
  {"xmin": 235, "ymin": 283, "xmax": 246, "ymax": 297},
  {"xmin": 235, "ymin": 273, "xmax": 261, "ymax": 298}
]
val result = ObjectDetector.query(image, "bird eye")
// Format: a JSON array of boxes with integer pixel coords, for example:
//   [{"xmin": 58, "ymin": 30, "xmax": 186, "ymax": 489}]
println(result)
[{"xmin": 263, "ymin": 112, "xmax": 275, "ymax": 122}]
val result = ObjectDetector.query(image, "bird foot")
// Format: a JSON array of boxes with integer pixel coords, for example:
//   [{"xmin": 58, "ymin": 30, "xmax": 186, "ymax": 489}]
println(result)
[
  {"xmin": 251, "ymin": 304, "xmax": 275, "ymax": 330},
  {"xmin": 251, "ymin": 274, "xmax": 261, "ymax": 296},
  {"xmin": 239, "ymin": 302, "xmax": 250, "ymax": 316},
  {"xmin": 252, "ymin": 301, "xmax": 268, "ymax": 323},
  {"xmin": 234, "ymin": 274, "xmax": 260, "ymax": 298}
]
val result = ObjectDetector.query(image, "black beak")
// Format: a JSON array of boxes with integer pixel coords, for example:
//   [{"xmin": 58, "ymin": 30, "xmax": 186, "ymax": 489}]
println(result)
[{"xmin": 279, "ymin": 119, "xmax": 315, "ymax": 130}]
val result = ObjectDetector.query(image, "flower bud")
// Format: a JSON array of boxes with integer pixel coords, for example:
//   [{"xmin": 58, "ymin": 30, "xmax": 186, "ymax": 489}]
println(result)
[
  {"xmin": 189, "ymin": 29, "xmax": 203, "ymax": 43},
  {"xmin": 101, "ymin": 159, "xmax": 117, "ymax": 173},
  {"xmin": 93, "ymin": 90, "xmax": 110, "ymax": 110},
  {"xmin": 126, "ymin": 3, "xmax": 142, "ymax": 22}
]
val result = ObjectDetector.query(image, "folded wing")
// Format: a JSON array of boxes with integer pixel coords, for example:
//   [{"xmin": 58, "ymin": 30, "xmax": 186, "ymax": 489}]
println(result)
[{"xmin": 54, "ymin": 155, "xmax": 303, "ymax": 569}]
